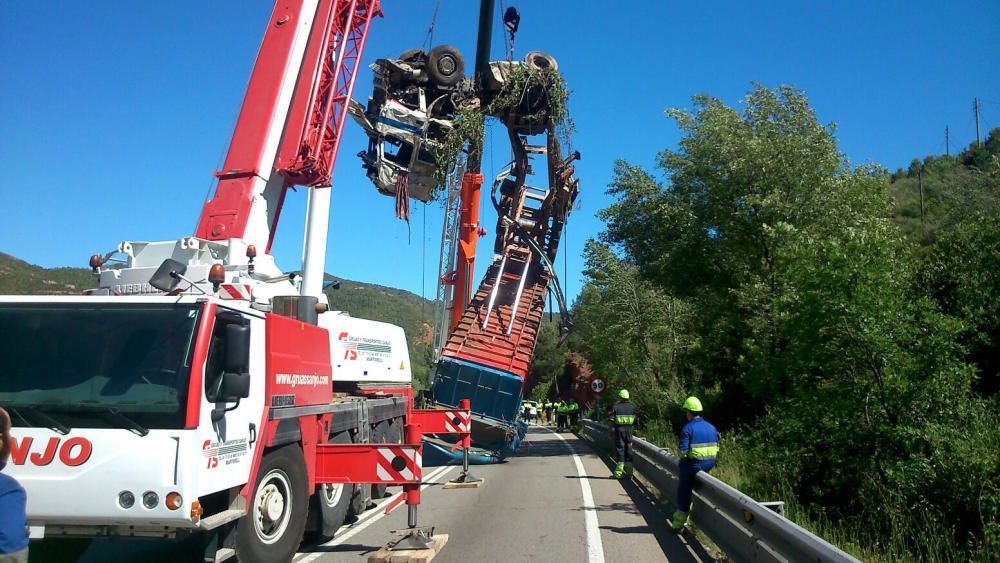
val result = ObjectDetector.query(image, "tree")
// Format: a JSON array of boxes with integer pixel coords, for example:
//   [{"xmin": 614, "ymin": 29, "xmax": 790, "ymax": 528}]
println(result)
[{"xmin": 591, "ymin": 84, "xmax": 999, "ymax": 558}]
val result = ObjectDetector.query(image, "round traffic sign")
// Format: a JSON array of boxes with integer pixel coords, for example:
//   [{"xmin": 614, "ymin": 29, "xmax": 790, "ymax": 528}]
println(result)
[{"xmin": 591, "ymin": 378, "xmax": 606, "ymax": 394}]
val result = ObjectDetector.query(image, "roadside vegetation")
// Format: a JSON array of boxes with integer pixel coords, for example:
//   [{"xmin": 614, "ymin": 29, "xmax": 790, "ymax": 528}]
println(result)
[{"xmin": 530, "ymin": 85, "xmax": 1000, "ymax": 561}]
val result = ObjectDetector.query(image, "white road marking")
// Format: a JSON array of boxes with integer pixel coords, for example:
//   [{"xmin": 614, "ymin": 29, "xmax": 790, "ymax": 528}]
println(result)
[
  {"xmin": 294, "ymin": 464, "xmax": 456, "ymax": 562},
  {"xmin": 545, "ymin": 427, "xmax": 606, "ymax": 563}
]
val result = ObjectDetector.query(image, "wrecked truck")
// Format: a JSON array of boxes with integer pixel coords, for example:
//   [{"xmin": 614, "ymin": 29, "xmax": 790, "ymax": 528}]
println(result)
[{"xmin": 349, "ymin": 47, "xmax": 562, "ymax": 202}]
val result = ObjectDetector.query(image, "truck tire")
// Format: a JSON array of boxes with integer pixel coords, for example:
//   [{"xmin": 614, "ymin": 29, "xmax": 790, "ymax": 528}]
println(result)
[
  {"xmin": 524, "ymin": 50, "xmax": 558, "ymax": 72},
  {"xmin": 309, "ymin": 431, "xmax": 354, "ymax": 541},
  {"xmin": 426, "ymin": 45, "xmax": 464, "ymax": 87},
  {"xmin": 348, "ymin": 430, "xmax": 370, "ymax": 517},
  {"xmin": 370, "ymin": 421, "xmax": 391, "ymax": 500},
  {"xmin": 387, "ymin": 416, "xmax": 404, "ymax": 445},
  {"xmin": 235, "ymin": 444, "xmax": 309, "ymax": 563}
]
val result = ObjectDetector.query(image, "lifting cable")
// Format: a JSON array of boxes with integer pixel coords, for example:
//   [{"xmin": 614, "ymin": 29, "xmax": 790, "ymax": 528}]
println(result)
[
  {"xmin": 421, "ymin": 201, "xmax": 427, "ymax": 315},
  {"xmin": 422, "ymin": 0, "xmax": 442, "ymax": 50}
]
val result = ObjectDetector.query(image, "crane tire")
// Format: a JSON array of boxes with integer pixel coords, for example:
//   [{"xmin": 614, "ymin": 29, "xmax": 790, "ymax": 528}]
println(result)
[
  {"xmin": 348, "ymin": 429, "xmax": 371, "ymax": 517},
  {"xmin": 370, "ymin": 421, "xmax": 391, "ymax": 500},
  {"xmin": 235, "ymin": 444, "xmax": 309, "ymax": 563},
  {"xmin": 427, "ymin": 45, "xmax": 464, "ymax": 87},
  {"xmin": 387, "ymin": 416, "xmax": 404, "ymax": 445},
  {"xmin": 305, "ymin": 431, "xmax": 355, "ymax": 542}
]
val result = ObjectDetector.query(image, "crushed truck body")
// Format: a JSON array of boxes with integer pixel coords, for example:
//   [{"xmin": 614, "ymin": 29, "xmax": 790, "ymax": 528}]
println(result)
[{"xmin": 351, "ymin": 46, "xmax": 580, "ymax": 461}]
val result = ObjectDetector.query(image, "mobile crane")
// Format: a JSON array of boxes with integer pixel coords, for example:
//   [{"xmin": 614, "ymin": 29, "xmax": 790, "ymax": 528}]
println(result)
[{"xmin": 0, "ymin": 1, "xmax": 471, "ymax": 561}]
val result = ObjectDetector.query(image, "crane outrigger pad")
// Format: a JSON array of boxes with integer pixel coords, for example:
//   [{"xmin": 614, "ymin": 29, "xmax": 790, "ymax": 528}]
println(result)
[{"xmin": 369, "ymin": 533, "xmax": 449, "ymax": 562}]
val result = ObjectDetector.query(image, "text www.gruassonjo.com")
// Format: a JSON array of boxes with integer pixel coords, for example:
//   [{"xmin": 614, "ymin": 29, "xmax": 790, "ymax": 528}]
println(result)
[{"xmin": 275, "ymin": 373, "xmax": 331, "ymax": 387}]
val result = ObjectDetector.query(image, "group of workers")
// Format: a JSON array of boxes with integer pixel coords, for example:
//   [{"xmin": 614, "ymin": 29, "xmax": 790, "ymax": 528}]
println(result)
[
  {"xmin": 608, "ymin": 390, "xmax": 719, "ymax": 532},
  {"xmin": 535, "ymin": 399, "xmax": 581, "ymax": 430}
]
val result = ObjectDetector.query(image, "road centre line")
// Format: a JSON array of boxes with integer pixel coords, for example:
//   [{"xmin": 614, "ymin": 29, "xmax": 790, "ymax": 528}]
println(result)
[
  {"xmin": 545, "ymin": 427, "xmax": 606, "ymax": 563},
  {"xmin": 294, "ymin": 464, "xmax": 456, "ymax": 562}
]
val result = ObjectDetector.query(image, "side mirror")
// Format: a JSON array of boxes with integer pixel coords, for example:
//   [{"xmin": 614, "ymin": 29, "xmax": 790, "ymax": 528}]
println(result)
[
  {"xmin": 224, "ymin": 324, "xmax": 250, "ymax": 374},
  {"xmin": 217, "ymin": 372, "xmax": 250, "ymax": 401},
  {"xmin": 212, "ymin": 323, "xmax": 251, "ymax": 422},
  {"xmin": 149, "ymin": 259, "xmax": 187, "ymax": 292}
]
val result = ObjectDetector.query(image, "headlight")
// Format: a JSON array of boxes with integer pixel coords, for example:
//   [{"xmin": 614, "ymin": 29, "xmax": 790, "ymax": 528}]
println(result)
[
  {"xmin": 118, "ymin": 491, "xmax": 135, "ymax": 509},
  {"xmin": 142, "ymin": 491, "xmax": 159, "ymax": 509}
]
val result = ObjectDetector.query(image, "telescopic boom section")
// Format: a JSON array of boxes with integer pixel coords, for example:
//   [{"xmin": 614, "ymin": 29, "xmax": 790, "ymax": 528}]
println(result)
[
  {"xmin": 276, "ymin": 0, "xmax": 380, "ymax": 186},
  {"xmin": 194, "ymin": 0, "xmax": 381, "ymax": 257}
]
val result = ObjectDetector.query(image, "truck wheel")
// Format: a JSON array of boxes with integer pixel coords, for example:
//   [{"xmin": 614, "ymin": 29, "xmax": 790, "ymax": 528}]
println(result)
[
  {"xmin": 387, "ymin": 416, "xmax": 404, "ymax": 445},
  {"xmin": 235, "ymin": 445, "xmax": 309, "ymax": 563},
  {"xmin": 348, "ymin": 430, "xmax": 370, "ymax": 517},
  {"xmin": 524, "ymin": 50, "xmax": 558, "ymax": 72},
  {"xmin": 426, "ymin": 45, "xmax": 464, "ymax": 87},
  {"xmin": 371, "ymin": 421, "xmax": 391, "ymax": 500},
  {"xmin": 306, "ymin": 432, "xmax": 354, "ymax": 544}
]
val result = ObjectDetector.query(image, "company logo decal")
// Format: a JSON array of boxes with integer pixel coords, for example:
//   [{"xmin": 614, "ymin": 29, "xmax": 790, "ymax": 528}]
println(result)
[
  {"xmin": 275, "ymin": 373, "xmax": 330, "ymax": 387},
  {"xmin": 10, "ymin": 437, "xmax": 93, "ymax": 467},
  {"xmin": 337, "ymin": 332, "xmax": 392, "ymax": 363},
  {"xmin": 202, "ymin": 438, "xmax": 248, "ymax": 469}
]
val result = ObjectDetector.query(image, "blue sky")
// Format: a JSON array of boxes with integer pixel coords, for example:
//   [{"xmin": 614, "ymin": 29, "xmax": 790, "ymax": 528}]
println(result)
[{"xmin": 1, "ymin": 1, "xmax": 998, "ymax": 305}]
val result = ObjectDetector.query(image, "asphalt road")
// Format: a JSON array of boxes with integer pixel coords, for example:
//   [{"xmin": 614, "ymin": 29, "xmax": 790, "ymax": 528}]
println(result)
[
  {"xmin": 45, "ymin": 426, "xmax": 713, "ymax": 562},
  {"xmin": 295, "ymin": 426, "xmax": 713, "ymax": 563}
]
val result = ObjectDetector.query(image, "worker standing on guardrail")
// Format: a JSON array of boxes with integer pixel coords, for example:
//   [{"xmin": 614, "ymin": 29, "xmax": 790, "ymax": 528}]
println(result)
[
  {"xmin": 670, "ymin": 396, "xmax": 719, "ymax": 532},
  {"xmin": 610, "ymin": 390, "xmax": 636, "ymax": 479}
]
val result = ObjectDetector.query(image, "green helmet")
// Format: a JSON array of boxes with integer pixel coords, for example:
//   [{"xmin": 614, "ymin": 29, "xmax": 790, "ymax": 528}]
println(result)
[
  {"xmin": 682, "ymin": 396, "xmax": 703, "ymax": 412},
  {"xmin": 618, "ymin": 389, "xmax": 630, "ymax": 400}
]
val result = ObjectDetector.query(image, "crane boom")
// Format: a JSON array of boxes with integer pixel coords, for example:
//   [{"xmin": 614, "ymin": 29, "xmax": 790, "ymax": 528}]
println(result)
[{"xmin": 194, "ymin": 0, "xmax": 381, "ymax": 266}]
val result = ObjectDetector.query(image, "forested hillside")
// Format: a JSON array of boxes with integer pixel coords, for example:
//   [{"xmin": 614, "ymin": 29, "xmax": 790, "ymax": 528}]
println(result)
[
  {"xmin": 530, "ymin": 87, "xmax": 999, "ymax": 561},
  {"xmin": 0, "ymin": 253, "xmax": 96, "ymax": 294},
  {"xmin": 0, "ymin": 253, "xmax": 436, "ymax": 388},
  {"xmin": 323, "ymin": 280, "xmax": 435, "ymax": 387}
]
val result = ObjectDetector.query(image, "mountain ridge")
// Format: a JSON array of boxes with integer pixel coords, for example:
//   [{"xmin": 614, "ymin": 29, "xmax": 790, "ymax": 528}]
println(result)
[{"xmin": 0, "ymin": 251, "xmax": 437, "ymax": 386}]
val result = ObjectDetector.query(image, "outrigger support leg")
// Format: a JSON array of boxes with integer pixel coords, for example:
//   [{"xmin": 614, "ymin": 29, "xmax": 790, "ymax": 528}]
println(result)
[
  {"xmin": 448, "ymin": 400, "xmax": 484, "ymax": 487},
  {"xmin": 389, "ymin": 423, "xmax": 436, "ymax": 551}
]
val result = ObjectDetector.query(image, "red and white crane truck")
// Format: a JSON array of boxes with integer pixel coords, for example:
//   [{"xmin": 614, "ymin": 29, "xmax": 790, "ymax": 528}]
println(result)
[{"xmin": 0, "ymin": 1, "xmax": 472, "ymax": 561}]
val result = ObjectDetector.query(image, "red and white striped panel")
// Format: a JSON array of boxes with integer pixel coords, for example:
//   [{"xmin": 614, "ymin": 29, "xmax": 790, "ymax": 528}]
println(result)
[
  {"xmin": 443, "ymin": 410, "xmax": 471, "ymax": 434},
  {"xmin": 219, "ymin": 283, "xmax": 252, "ymax": 300},
  {"xmin": 374, "ymin": 445, "xmax": 422, "ymax": 483}
]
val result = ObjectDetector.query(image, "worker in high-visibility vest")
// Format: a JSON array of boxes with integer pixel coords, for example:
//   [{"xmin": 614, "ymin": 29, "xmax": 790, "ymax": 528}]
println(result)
[
  {"xmin": 670, "ymin": 396, "xmax": 719, "ymax": 531},
  {"xmin": 543, "ymin": 400, "xmax": 553, "ymax": 425},
  {"xmin": 610, "ymin": 389, "xmax": 636, "ymax": 479},
  {"xmin": 555, "ymin": 400, "xmax": 568, "ymax": 431},
  {"xmin": 567, "ymin": 399, "xmax": 580, "ymax": 428}
]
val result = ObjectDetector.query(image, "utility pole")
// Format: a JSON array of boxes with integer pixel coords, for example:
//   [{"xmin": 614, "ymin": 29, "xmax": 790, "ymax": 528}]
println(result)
[
  {"xmin": 945, "ymin": 125, "xmax": 950, "ymax": 157},
  {"xmin": 918, "ymin": 168, "xmax": 925, "ymax": 224},
  {"xmin": 974, "ymin": 97, "xmax": 981, "ymax": 146}
]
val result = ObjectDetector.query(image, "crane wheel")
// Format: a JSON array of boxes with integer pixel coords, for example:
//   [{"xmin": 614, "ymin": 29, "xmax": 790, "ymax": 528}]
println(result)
[
  {"xmin": 304, "ymin": 431, "xmax": 355, "ymax": 542},
  {"xmin": 235, "ymin": 444, "xmax": 309, "ymax": 563},
  {"xmin": 370, "ymin": 421, "xmax": 391, "ymax": 500}
]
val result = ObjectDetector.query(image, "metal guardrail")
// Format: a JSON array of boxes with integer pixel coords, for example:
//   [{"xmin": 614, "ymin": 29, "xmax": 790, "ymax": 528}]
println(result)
[{"xmin": 580, "ymin": 420, "xmax": 860, "ymax": 563}]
